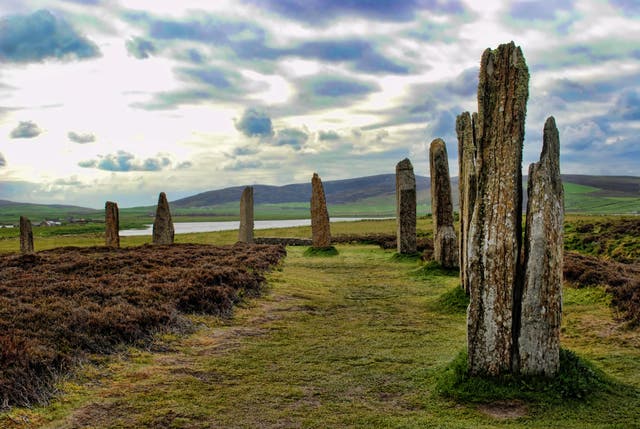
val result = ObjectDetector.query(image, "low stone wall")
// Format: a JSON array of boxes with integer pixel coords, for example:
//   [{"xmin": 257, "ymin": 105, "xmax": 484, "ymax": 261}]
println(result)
[{"xmin": 254, "ymin": 237, "xmax": 313, "ymax": 246}]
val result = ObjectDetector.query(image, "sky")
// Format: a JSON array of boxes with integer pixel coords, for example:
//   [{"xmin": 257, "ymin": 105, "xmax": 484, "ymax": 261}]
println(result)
[{"xmin": 0, "ymin": 0, "xmax": 638, "ymax": 208}]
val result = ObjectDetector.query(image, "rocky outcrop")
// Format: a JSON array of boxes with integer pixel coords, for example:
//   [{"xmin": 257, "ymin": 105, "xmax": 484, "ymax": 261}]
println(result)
[
  {"xmin": 310, "ymin": 173, "xmax": 331, "ymax": 248},
  {"xmin": 152, "ymin": 192, "xmax": 174, "ymax": 245},
  {"xmin": 467, "ymin": 42, "xmax": 529, "ymax": 376},
  {"xmin": 105, "ymin": 201, "xmax": 120, "ymax": 248},
  {"xmin": 517, "ymin": 117, "xmax": 564, "ymax": 376},
  {"xmin": 20, "ymin": 216, "xmax": 34, "ymax": 254},
  {"xmin": 238, "ymin": 186, "xmax": 254, "ymax": 243},
  {"xmin": 429, "ymin": 139, "xmax": 458, "ymax": 268},
  {"xmin": 396, "ymin": 158, "xmax": 417, "ymax": 254},
  {"xmin": 456, "ymin": 112, "xmax": 477, "ymax": 293}
]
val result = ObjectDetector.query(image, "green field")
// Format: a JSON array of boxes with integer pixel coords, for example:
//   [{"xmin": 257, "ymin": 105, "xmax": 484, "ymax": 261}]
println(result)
[{"xmin": 1, "ymin": 218, "xmax": 639, "ymax": 428}]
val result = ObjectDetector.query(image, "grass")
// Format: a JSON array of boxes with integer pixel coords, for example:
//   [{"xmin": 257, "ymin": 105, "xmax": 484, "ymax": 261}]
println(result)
[
  {"xmin": 0, "ymin": 218, "xmax": 639, "ymax": 427},
  {"xmin": 303, "ymin": 246, "xmax": 339, "ymax": 256}
]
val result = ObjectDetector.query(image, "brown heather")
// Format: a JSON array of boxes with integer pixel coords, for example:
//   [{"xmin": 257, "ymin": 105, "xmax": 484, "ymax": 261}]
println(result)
[{"xmin": 0, "ymin": 243, "xmax": 285, "ymax": 408}]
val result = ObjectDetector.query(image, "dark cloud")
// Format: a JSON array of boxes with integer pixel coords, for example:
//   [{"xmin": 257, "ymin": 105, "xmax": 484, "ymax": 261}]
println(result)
[
  {"xmin": 0, "ymin": 10, "xmax": 100, "ymax": 63},
  {"xmin": 68, "ymin": 131, "xmax": 96, "ymax": 144},
  {"xmin": 611, "ymin": 89, "xmax": 640, "ymax": 120},
  {"xmin": 235, "ymin": 108, "xmax": 274, "ymax": 137},
  {"xmin": 426, "ymin": 110, "xmax": 457, "ymax": 142},
  {"xmin": 126, "ymin": 37, "xmax": 156, "ymax": 59},
  {"xmin": 446, "ymin": 67, "xmax": 478, "ymax": 97},
  {"xmin": 178, "ymin": 66, "xmax": 232, "ymax": 89},
  {"xmin": 274, "ymin": 128, "xmax": 308, "ymax": 149},
  {"xmin": 186, "ymin": 49, "xmax": 204, "ymax": 64},
  {"xmin": 128, "ymin": 13, "xmax": 407, "ymax": 74},
  {"xmin": 233, "ymin": 145, "xmax": 260, "ymax": 156},
  {"xmin": 311, "ymin": 77, "xmax": 377, "ymax": 98},
  {"xmin": 0, "ymin": 153, "xmax": 6, "ymax": 167},
  {"xmin": 130, "ymin": 89, "xmax": 212, "ymax": 110},
  {"xmin": 509, "ymin": 0, "xmax": 573, "ymax": 20},
  {"xmin": 78, "ymin": 151, "xmax": 172, "ymax": 172},
  {"xmin": 10, "ymin": 121, "xmax": 42, "ymax": 139},
  {"xmin": 292, "ymin": 40, "xmax": 408, "ymax": 74},
  {"xmin": 610, "ymin": 0, "xmax": 640, "ymax": 15},
  {"xmin": 244, "ymin": 0, "xmax": 465, "ymax": 23},
  {"xmin": 318, "ymin": 130, "xmax": 340, "ymax": 141}
]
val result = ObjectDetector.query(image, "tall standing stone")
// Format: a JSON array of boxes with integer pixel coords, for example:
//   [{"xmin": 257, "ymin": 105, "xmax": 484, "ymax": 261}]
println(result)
[
  {"xmin": 105, "ymin": 201, "xmax": 120, "ymax": 248},
  {"xmin": 152, "ymin": 192, "xmax": 174, "ymax": 245},
  {"xmin": 456, "ymin": 111, "xmax": 477, "ymax": 293},
  {"xmin": 238, "ymin": 186, "xmax": 254, "ymax": 243},
  {"xmin": 310, "ymin": 173, "xmax": 331, "ymax": 248},
  {"xmin": 429, "ymin": 139, "xmax": 458, "ymax": 268},
  {"xmin": 467, "ymin": 42, "xmax": 529, "ymax": 376},
  {"xmin": 517, "ymin": 117, "xmax": 564, "ymax": 376},
  {"xmin": 19, "ymin": 216, "xmax": 34, "ymax": 254},
  {"xmin": 396, "ymin": 158, "xmax": 417, "ymax": 254}
]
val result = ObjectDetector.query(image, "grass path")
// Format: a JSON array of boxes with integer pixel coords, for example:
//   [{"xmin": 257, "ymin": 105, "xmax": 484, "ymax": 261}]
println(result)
[{"xmin": 3, "ymin": 244, "xmax": 640, "ymax": 428}]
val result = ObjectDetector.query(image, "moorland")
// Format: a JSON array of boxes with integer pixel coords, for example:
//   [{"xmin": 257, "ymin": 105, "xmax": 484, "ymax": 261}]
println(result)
[{"xmin": 0, "ymin": 215, "xmax": 638, "ymax": 428}]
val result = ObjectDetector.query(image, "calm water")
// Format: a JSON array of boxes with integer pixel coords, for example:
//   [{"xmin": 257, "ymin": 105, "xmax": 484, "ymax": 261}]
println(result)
[{"xmin": 119, "ymin": 218, "xmax": 390, "ymax": 236}]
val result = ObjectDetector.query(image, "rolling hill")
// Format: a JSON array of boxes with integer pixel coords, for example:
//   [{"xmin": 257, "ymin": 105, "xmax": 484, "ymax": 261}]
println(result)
[{"xmin": 0, "ymin": 175, "xmax": 638, "ymax": 223}]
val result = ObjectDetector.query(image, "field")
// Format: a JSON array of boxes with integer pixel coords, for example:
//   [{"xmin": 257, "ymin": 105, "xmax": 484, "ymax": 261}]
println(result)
[{"xmin": 0, "ymin": 217, "xmax": 639, "ymax": 428}]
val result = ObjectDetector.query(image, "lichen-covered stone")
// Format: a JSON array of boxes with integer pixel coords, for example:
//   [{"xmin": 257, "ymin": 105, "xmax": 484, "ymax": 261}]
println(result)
[
  {"xmin": 20, "ymin": 216, "xmax": 34, "ymax": 254},
  {"xmin": 467, "ymin": 42, "xmax": 529, "ymax": 376},
  {"xmin": 429, "ymin": 139, "xmax": 458, "ymax": 268},
  {"xmin": 152, "ymin": 192, "xmax": 174, "ymax": 245},
  {"xmin": 105, "ymin": 201, "xmax": 120, "ymax": 248},
  {"xmin": 396, "ymin": 158, "xmax": 417, "ymax": 254},
  {"xmin": 517, "ymin": 117, "xmax": 564, "ymax": 376},
  {"xmin": 238, "ymin": 186, "xmax": 254, "ymax": 243},
  {"xmin": 311, "ymin": 173, "xmax": 331, "ymax": 248},
  {"xmin": 456, "ymin": 111, "xmax": 477, "ymax": 292}
]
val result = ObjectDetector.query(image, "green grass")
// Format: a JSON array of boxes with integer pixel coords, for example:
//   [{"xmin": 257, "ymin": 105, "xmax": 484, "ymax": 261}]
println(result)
[
  {"xmin": 437, "ymin": 348, "xmax": 612, "ymax": 404},
  {"xmin": 0, "ymin": 218, "xmax": 639, "ymax": 428}
]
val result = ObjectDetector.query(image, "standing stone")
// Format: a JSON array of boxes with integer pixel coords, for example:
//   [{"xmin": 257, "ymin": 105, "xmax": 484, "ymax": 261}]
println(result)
[
  {"xmin": 310, "ymin": 173, "xmax": 331, "ymax": 248},
  {"xmin": 238, "ymin": 186, "xmax": 254, "ymax": 243},
  {"xmin": 467, "ymin": 42, "xmax": 529, "ymax": 376},
  {"xmin": 517, "ymin": 117, "xmax": 564, "ymax": 376},
  {"xmin": 396, "ymin": 158, "xmax": 417, "ymax": 254},
  {"xmin": 429, "ymin": 139, "xmax": 458, "ymax": 268},
  {"xmin": 456, "ymin": 111, "xmax": 477, "ymax": 293},
  {"xmin": 152, "ymin": 192, "xmax": 174, "ymax": 245},
  {"xmin": 105, "ymin": 201, "xmax": 120, "ymax": 248},
  {"xmin": 19, "ymin": 216, "xmax": 34, "ymax": 254}
]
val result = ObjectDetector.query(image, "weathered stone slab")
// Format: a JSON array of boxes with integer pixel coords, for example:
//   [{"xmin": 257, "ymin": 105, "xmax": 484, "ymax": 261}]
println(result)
[
  {"xmin": 152, "ymin": 192, "xmax": 174, "ymax": 245},
  {"xmin": 517, "ymin": 117, "xmax": 564, "ymax": 376},
  {"xmin": 20, "ymin": 216, "xmax": 34, "ymax": 254},
  {"xmin": 430, "ymin": 139, "xmax": 458, "ymax": 268},
  {"xmin": 310, "ymin": 173, "xmax": 331, "ymax": 248},
  {"xmin": 396, "ymin": 158, "xmax": 417, "ymax": 254},
  {"xmin": 238, "ymin": 186, "xmax": 254, "ymax": 243},
  {"xmin": 105, "ymin": 201, "xmax": 120, "ymax": 248},
  {"xmin": 456, "ymin": 111, "xmax": 477, "ymax": 292},
  {"xmin": 467, "ymin": 42, "xmax": 529, "ymax": 376}
]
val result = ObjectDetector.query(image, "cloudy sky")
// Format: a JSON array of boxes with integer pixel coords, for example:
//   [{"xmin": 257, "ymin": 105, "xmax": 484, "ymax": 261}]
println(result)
[{"xmin": 0, "ymin": 0, "xmax": 638, "ymax": 208}]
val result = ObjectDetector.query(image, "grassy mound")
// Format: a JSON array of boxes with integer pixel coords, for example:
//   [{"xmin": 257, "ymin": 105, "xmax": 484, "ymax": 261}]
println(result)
[
  {"xmin": 433, "ymin": 285, "xmax": 469, "ymax": 314},
  {"xmin": 437, "ymin": 348, "xmax": 611, "ymax": 404},
  {"xmin": 303, "ymin": 246, "xmax": 339, "ymax": 256},
  {"xmin": 0, "ymin": 243, "xmax": 286, "ymax": 408}
]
